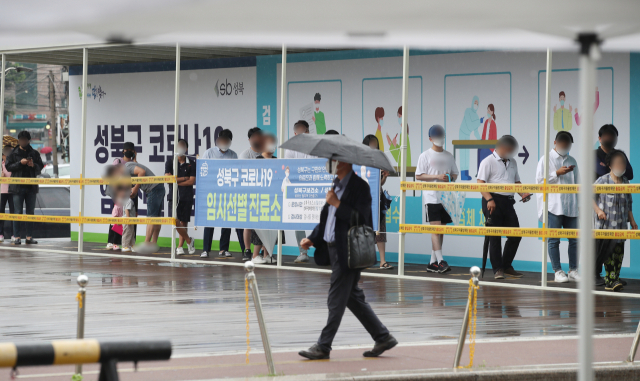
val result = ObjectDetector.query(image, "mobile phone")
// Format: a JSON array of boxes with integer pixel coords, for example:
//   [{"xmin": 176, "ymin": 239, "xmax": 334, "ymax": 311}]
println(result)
[{"xmin": 568, "ymin": 165, "xmax": 575, "ymax": 169}]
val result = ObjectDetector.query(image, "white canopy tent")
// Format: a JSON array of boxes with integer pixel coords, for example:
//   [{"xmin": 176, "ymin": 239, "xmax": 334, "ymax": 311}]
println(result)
[{"xmin": 4, "ymin": 2, "xmax": 640, "ymax": 380}]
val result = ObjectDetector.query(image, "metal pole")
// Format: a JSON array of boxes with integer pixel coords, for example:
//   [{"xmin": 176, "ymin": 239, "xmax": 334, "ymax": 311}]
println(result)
[
  {"xmin": 244, "ymin": 261, "xmax": 276, "ymax": 375},
  {"xmin": 0, "ymin": 55, "xmax": 5, "ymax": 144},
  {"xmin": 577, "ymin": 33, "xmax": 599, "ymax": 381},
  {"xmin": 626, "ymin": 321, "xmax": 640, "ymax": 363},
  {"xmin": 78, "ymin": 48, "xmax": 88, "ymax": 252},
  {"xmin": 75, "ymin": 274, "xmax": 88, "ymax": 375},
  {"xmin": 49, "ymin": 71, "xmax": 59, "ymax": 178},
  {"xmin": 541, "ymin": 49, "xmax": 553, "ymax": 288},
  {"xmin": 277, "ymin": 45, "xmax": 287, "ymax": 268},
  {"xmin": 453, "ymin": 266, "xmax": 480, "ymax": 369},
  {"xmin": 397, "ymin": 46, "xmax": 409, "ymax": 276},
  {"xmin": 171, "ymin": 43, "xmax": 180, "ymax": 261}
]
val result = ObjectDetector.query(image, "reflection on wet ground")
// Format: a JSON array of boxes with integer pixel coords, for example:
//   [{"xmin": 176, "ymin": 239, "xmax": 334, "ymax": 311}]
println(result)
[{"xmin": 2, "ymin": 249, "xmax": 640, "ymax": 355}]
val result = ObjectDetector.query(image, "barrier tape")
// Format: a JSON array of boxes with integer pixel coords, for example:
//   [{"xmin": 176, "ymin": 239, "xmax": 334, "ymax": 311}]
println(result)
[
  {"xmin": 401, "ymin": 181, "xmax": 640, "ymax": 194},
  {"xmin": 459, "ymin": 278, "xmax": 479, "ymax": 369},
  {"xmin": 400, "ymin": 224, "xmax": 640, "ymax": 240},
  {"xmin": 76, "ymin": 292, "xmax": 83, "ymax": 309},
  {"xmin": 0, "ymin": 213, "xmax": 175, "ymax": 225},
  {"xmin": 0, "ymin": 176, "xmax": 175, "ymax": 186}
]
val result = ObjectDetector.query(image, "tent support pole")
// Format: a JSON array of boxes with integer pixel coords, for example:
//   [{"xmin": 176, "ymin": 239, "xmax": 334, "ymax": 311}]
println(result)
[
  {"xmin": 0, "ymin": 55, "xmax": 5, "ymax": 143},
  {"xmin": 277, "ymin": 45, "xmax": 287, "ymax": 268},
  {"xmin": 78, "ymin": 48, "xmax": 88, "ymax": 252},
  {"xmin": 171, "ymin": 43, "xmax": 180, "ymax": 261},
  {"xmin": 541, "ymin": 49, "xmax": 553, "ymax": 287},
  {"xmin": 398, "ymin": 46, "xmax": 409, "ymax": 276}
]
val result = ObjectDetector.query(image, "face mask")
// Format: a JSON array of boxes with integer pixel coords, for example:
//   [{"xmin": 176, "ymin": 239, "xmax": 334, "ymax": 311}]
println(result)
[
  {"xmin": 473, "ymin": 104, "xmax": 478, "ymax": 111},
  {"xmin": 124, "ymin": 150, "xmax": 135, "ymax": 159},
  {"xmin": 398, "ymin": 117, "xmax": 402, "ymax": 125},
  {"xmin": 325, "ymin": 159, "xmax": 338, "ymax": 174},
  {"xmin": 218, "ymin": 143, "xmax": 230, "ymax": 152},
  {"xmin": 176, "ymin": 147, "xmax": 186, "ymax": 156},
  {"xmin": 118, "ymin": 198, "xmax": 128, "ymax": 206},
  {"xmin": 379, "ymin": 119, "xmax": 384, "ymax": 127},
  {"xmin": 503, "ymin": 150, "xmax": 516, "ymax": 160},
  {"xmin": 432, "ymin": 138, "xmax": 444, "ymax": 147},
  {"xmin": 266, "ymin": 143, "xmax": 276, "ymax": 154},
  {"xmin": 487, "ymin": 113, "xmax": 492, "ymax": 119},
  {"xmin": 555, "ymin": 145, "xmax": 571, "ymax": 156},
  {"xmin": 560, "ymin": 100, "xmax": 565, "ymax": 106},
  {"xmin": 613, "ymin": 169, "xmax": 626, "ymax": 178},
  {"xmin": 315, "ymin": 104, "xmax": 320, "ymax": 112},
  {"xmin": 601, "ymin": 139, "xmax": 616, "ymax": 150},
  {"xmin": 251, "ymin": 141, "xmax": 261, "ymax": 150}
]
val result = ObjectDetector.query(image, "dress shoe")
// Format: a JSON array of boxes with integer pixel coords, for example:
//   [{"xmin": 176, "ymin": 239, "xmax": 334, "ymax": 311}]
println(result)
[
  {"xmin": 298, "ymin": 344, "xmax": 330, "ymax": 360},
  {"xmin": 504, "ymin": 267, "xmax": 523, "ymax": 278},
  {"xmin": 595, "ymin": 276, "xmax": 605, "ymax": 286},
  {"xmin": 494, "ymin": 269, "xmax": 504, "ymax": 279},
  {"xmin": 363, "ymin": 335, "xmax": 398, "ymax": 357}
]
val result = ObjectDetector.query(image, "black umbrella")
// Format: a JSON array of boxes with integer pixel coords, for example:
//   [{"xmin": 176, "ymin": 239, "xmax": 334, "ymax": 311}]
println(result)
[{"xmin": 279, "ymin": 134, "xmax": 396, "ymax": 173}]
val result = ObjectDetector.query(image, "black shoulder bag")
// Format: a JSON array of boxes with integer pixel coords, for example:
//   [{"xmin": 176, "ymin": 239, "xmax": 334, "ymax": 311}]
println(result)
[{"xmin": 347, "ymin": 210, "xmax": 377, "ymax": 269}]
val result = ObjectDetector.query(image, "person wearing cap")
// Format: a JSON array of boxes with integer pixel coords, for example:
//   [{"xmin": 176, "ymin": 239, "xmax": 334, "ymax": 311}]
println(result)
[
  {"xmin": 5, "ymin": 130, "xmax": 44, "ymax": 245},
  {"xmin": 536, "ymin": 131, "xmax": 580, "ymax": 283},
  {"xmin": 477, "ymin": 135, "xmax": 532, "ymax": 280},
  {"xmin": 165, "ymin": 139, "xmax": 196, "ymax": 256},
  {"xmin": 415, "ymin": 125, "xmax": 459, "ymax": 274}
]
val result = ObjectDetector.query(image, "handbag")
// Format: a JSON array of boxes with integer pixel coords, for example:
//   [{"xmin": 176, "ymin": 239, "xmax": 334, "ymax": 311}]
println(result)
[
  {"xmin": 347, "ymin": 210, "xmax": 377, "ymax": 269},
  {"xmin": 111, "ymin": 224, "xmax": 123, "ymax": 235}
]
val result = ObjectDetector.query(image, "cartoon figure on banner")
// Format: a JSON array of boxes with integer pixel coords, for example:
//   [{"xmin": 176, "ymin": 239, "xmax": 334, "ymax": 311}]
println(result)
[
  {"xmin": 387, "ymin": 106, "xmax": 412, "ymax": 168},
  {"xmin": 553, "ymin": 91, "xmax": 573, "ymax": 132},
  {"xmin": 374, "ymin": 107, "xmax": 385, "ymax": 152},
  {"xmin": 357, "ymin": 165, "xmax": 369, "ymax": 184},
  {"xmin": 458, "ymin": 95, "xmax": 482, "ymax": 180},
  {"xmin": 312, "ymin": 93, "xmax": 327, "ymax": 135},
  {"xmin": 477, "ymin": 103, "xmax": 497, "ymax": 174},
  {"xmin": 281, "ymin": 166, "xmax": 291, "ymax": 194}
]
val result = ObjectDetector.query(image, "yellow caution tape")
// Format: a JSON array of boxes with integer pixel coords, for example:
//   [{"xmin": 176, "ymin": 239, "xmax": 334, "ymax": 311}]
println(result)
[
  {"xmin": 0, "ymin": 213, "xmax": 175, "ymax": 225},
  {"xmin": 400, "ymin": 224, "xmax": 640, "ymax": 240},
  {"xmin": 0, "ymin": 176, "xmax": 175, "ymax": 185},
  {"xmin": 401, "ymin": 181, "xmax": 640, "ymax": 194},
  {"xmin": 76, "ymin": 292, "xmax": 83, "ymax": 309}
]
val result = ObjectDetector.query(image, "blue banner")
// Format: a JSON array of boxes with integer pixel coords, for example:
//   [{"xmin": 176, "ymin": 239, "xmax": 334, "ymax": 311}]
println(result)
[{"xmin": 194, "ymin": 158, "xmax": 380, "ymax": 230}]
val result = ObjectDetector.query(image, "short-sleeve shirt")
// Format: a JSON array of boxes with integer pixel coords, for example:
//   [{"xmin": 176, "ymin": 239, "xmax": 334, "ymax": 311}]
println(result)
[
  {"xmin": 594, "ymin": 173, "xmax": 632, "ymax": 243},
  {"xmin": 125, "ymin": 161, "xmax": 158, "ymax": 193},
  {"xmin": 477, "ymin": 151, "xmax": 520, "ymax": 196},
  {"xmin": 165, "ymin": 156, "xmax": 196, "ymax": 201},
  {"xmin": 238, "ymin": 148, "xmax": 261, "ymax": 159},
  {"xmin": 415, "ymin": 148, "xmax": 459, "ymax": 205},
  {"xmin": 284, "ymin": 150, "xmax": 316, "ymax": 159},
  {"xmin": 201, "ymin": 147, "xmax": 238, "ymax": 159},
  {"xmin": 125, "ymin": 198, "xmax": 136, "ymax": 217}
]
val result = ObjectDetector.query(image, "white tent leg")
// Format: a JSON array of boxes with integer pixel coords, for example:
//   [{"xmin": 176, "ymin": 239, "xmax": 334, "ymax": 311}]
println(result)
[
  {"xmin": 171, "ymin": 44, "xmax": 181, "ymax": 261},
  {"xmin": 541, "ymin": 49, "xmax": 553, "ymax": 287},
  {"xmin": 0, "ymin": 55, "xmax": 5, "ymax": 141},
  {"xmin": 577, "ymin": 33, "xmax": 599, "ymax": 381},
  {"xmin": 397, "ymin": 46, "xmax": 409, "ymax": 276},
  {"xmin": 78, "ymin": 48, "xmax": 88, "ymax": 252},
  {"xmin": 277, "ymin": 45, "xmax": 287, "ymax": 268}
]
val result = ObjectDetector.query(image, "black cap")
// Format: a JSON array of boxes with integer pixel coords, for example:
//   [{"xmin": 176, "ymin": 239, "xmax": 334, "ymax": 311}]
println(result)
[
  {"xmin": 177, "ymin": 138, "xmax": 188, "ymax": 149},
  {"xmin": 598, "ymin": 124, "xmax": 618, "ymax": 137},
  {"xmin": 555, "ymin": 131, "xmax": 574, "ymax": 143},
  {"xmin": 123, "ymin": 141, "xmax": 135, "ymax": 150},
  {"xmin": 17, "ymin": 131, "xmax": 31, "ymax": 140}
]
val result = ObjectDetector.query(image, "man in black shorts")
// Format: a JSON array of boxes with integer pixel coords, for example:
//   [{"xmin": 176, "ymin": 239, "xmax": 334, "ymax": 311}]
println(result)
[{"xmin": 165, "ymin": 139, "xmax": 196, "ymax": 255}]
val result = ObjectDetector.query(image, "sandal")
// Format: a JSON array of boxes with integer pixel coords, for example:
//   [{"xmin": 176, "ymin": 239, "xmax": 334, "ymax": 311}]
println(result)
[{"xmin": 380, "ymin": 262, "xmax": 394, "ymax": 270}]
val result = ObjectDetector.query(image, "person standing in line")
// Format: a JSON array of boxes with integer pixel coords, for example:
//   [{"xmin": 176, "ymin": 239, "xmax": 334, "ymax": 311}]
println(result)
[
  {"xmin": 239, "ymin": 127, "xmax": 264, "ymax": 261},
  {"xmin": 594, "ymin": 124, "xmax": 633, "ymax": 286},
  {"xmin": 104, "ymin": 164, "xmax": 124, "ymax": 251},
  {"xmin": 593, "ymin": 149, "xmax": 637, "ymax": 292},
  {"xmin": 165, "ymin": 139, "xmax": 196, "ymax": 256},
  {"xmin": 415, "ymin": 125, "xmax": 459, "ymax": 274},
  {"xmin": 536, "ymin": 131, "xmax": 580, "ymax": 283},
  {"xmin": 363, "ymin": 134, "xmax": 392, "ymax": 269},
  {"xmin": 0, "ymin": 146, "xmax": 15, "ymax": 243},
  {"xmin": 5, "ymin": 131, "xmax": 44, "ymax": 245},
  {"xmin": 121, "ymin": 187, "xmax": 138, "ymax": 253},
  {"xmin": 298, "ymin": 158, "xmax": 397, "ymax": 360},
  {"xmin": 123, "ymin": 143, "xmax": 166, "ymax": 254},
  {"xmin": 200, "ymin": 129, "xmax": 245, "ymax": 258},
  {"xmin": 477, "ymin": 135, "xmax": 531, "ymax": 279},
  {"xmin": 122, "ymin": 142, "xmax": 139, "ymax": 239},
  {"xmin": 285, "ymin": 120, "xmax": 317, "ymax": 263}
]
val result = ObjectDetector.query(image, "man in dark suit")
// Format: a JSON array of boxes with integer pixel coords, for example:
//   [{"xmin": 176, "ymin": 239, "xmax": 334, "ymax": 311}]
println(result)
[{"xmin": 298, "ymin": 160, "xmax": 397, "ymax": 360}]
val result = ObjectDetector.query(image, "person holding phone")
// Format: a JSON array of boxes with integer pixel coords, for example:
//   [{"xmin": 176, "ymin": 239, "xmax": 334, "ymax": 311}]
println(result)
[
  {"xmin": 477, "ymin": 135, "xmax": 531, "ymax": 280},
  {"xmin": 536, "ymin": 131, "xmax": 580, "ymax": 283}
]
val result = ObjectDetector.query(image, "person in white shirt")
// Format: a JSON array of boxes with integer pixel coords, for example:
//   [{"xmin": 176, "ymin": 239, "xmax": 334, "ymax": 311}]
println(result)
[
  {"xmin": 415, "ymin": 125, "xmax": 459, "ymax": 274},
  {"xmin": 284, "ymin": 120, "xmax": 316, "ymax": 263},
  {"xmin": 477, "ymin": 135, "xmax": 532, "ymax": 280},
  {"xmin": 238, "ymin": 127, "xmax": 263, "ymax": 159},
  {"xmin": 536, "ymin": 131, "xmax": 580, "ymax": 283}
]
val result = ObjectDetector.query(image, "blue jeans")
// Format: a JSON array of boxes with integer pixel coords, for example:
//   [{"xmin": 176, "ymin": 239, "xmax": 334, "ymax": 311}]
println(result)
[
  {"xmin": 145, "ymin": 185, "xmax": 165, "ymax": 218},
  {"xmin": 547, "ymin": 212, "xmax": 578, "ymax": 272},
  {"xmin": 13, "ymin": 191, "xmax": 37, "ymax": 238}
]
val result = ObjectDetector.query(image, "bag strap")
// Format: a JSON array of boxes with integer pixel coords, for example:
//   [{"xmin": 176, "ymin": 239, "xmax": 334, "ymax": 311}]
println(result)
[{"xmin": 350, "ymin": 209, "xmax": 360, "ymax": 227}]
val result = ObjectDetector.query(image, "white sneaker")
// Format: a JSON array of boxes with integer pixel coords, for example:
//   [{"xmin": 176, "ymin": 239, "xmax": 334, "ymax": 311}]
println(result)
[
  {"xmin": 112, "ymin": 245, "xmax": 119, "ymax": 250},
  {"xmin": 252, "ymin": 256, "xmax": 267, "ymax": 264},
  {"xmin": 176, "ymin": 247, "xmax": 185, "ymax": 255},
  {"xmin": 568, "ymin": 270, "xmax": 581, "ymax": 282},
  {"xmin": 11, "ymin": 236, "xmax": 15, "ymax": 243},
  {"xmin": 554, "ymin": 270, "xmax": 569, "ymax": 283},
  {"xmin": 0, "ymin": 235, "xmax": 5, "ymax": 243},
  {"xmin": 187, "ymin": 237, "xmax": 196, "ymax": 254},
  {"xmin": 200, "ymin": 251, "xmax": 209, "ymax": 258},
  {"xmin": 105, "ymin": 243, "xmax": 113, "ymax": 249},
  {"xmin": 121, "ymin": 247, "xmax": 131, "ymax": 252}
]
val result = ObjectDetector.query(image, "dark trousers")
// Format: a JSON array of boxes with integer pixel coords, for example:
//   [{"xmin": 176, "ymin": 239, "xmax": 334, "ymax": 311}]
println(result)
[
  {"xmin": 203, "ymin": 227, "xmax": 245, "ymax": 253},
  {"xmin": 0, "ymin": 193, "xmax": 14, "ymax": 237},
  {"xmin": 13, "ymin": 191, "xmax": 37, "ymax": 238},
  {"xmin": 317, "ymin": 246, "xmax": 390, "ymax": 352},
  {"xmin": 482, "ymin": 194, "xmax": 522, "ymax": 273},
  {"xmin": 108, "ymin": 224, "xmax": 122, "ymax": 245}
]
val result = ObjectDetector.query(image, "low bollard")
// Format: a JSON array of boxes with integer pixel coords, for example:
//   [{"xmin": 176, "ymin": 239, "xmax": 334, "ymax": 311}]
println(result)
[
  {"xmin": 453, "ymin": 266, "xmax": 480, "ymax": 370},
  {"xmin": 75, "ymin": 274, "xmax": 88, "ymax": 376},
  {"xmin": 244, "ymin": 261, "xmax": 276, "ymax": 376},
  {"xmin": 626, "ymin": 319, "xmax": 640, "ymax": 363}
]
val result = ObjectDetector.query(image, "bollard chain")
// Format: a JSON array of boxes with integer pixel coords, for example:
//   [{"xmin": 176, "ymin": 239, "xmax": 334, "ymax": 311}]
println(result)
[
  {"xmin": 459, "ymin": 278, "xmax": 479, "ymax": 369},
  {"xmin": 245, "ymin": 277, "xmax": 251, "ymax": 364}
]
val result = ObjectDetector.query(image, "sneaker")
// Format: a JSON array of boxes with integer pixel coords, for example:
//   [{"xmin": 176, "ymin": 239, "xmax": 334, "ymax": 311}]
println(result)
[
  {"xmin": 187, "ymin": 237, "xmax": 196, "ymax": 255},
  {"xmin": 554, "ymin": 270, "xmax": 569, "ymax": 283},
  {"xmin": 225, "ymin": 251, "xmax": 233, "ymax": 257},
  {"xmin": 200, "ymin": 251, "xmax": 209, "ymax": 258},
  {"xmin": 13, "ymin": 239, "xmax": 21, "ymax": 245},
  {"xmin": 568, "ymin": 270, "xmax": 580, "ymax": 282},
  {"xmin": 130, "ymin": 248, "xmax": 136, "ymax": 253},
  {"xmin": 253, "ymin": 256, "xmax": 267, "ymax": 264},
  {"xmin": 218, "ymin": 251, "xmax": 226, "ymax": 257},
  {"xmin": 0, "ymin": 235, "xmax": 5, "ymax": 243},
  {"xmin": 504, "ymin": 267, "xmax": 523, "ymax": 278},
  {"xmin": 426, "ymin": 262, "xmax": 440, "ymax": 273},
  {"xmin": 176, "ymin": 247, "xmax": 185, "ymax": 255},
  {"xmin": 112, "ymin": 245, "xmax": 119, "ymax": 250},
  {"xmin": 242, "ymin": 249, "xmax": 251, "ymax": 261},
  {"xmin": 105, "ymin": 243, "xmax": 113, "ymax": 249},
  {"xmin": 438, "ymin": 260, "xmax": 451, "ymax": 273},
  {"xmin": 294, "ymin": 253, "xmax": 310, "ymax": 263},
  {"xmin": 11, "ymin": 236, "xmax": 15, "ymax": 243},
  {"xmin": 121, "ymin": 247, "xmax": 131, "ymax": 252},
  {"xmin": 25, "ymin": 238, "xmax": 37, "ymax": 244},
  {"xmin": 595, "ymin": 275, "xmax": 606, "ymax": 286},
  {"xmin": 605, "ymin": 281, "xmax": 623, "ymax": 292},
  {"xmin": 494, "ymin": 269, "xmax": 505, "ymax": 279}
]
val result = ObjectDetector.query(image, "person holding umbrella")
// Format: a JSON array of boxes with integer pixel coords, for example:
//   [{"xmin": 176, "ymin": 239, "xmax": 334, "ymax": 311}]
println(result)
[{"xmin": 281, "ymin": 134, "xmax": 397, "ymax": 360}]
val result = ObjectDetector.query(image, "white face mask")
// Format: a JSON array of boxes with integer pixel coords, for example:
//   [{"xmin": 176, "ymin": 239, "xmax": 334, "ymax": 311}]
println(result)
[
  {"xmin": 218, "ymin": 143, "xmax": 230, "ymax": 152},
  {"xmin": 326, "ymin": 159, "xmax": 338, "ymax": 174},
  {"xmin": 431, "ymin": 138, "xmax": 444, "ymax": 147},
  {"xmin": 473, "ymin": 103, "xmax": 479, "ymax": 111},
  {"xmin": 315, "ymin": 104, "xmax": 320, "ymax": 112},
  {"xmin": 503, "ymin": 150, "xmax": 516, "ymax": 160},
  {"xmin": 266, "ymin": 143, "xmax": 276, "ymax": 154},
  {"xmin": 176, "ymin": 146, "xmax": 186, "ymax": 156},
  {"xmin": 613, "ymin": 169, "xmax": 626, "ymax": 178},
  {"xmin": 118, "ymin": 198, "xmax": 128, "ymax": 206},
  {"xmin": 555, "ymin": 145, "xmax": 571, "ymax": 156}
]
